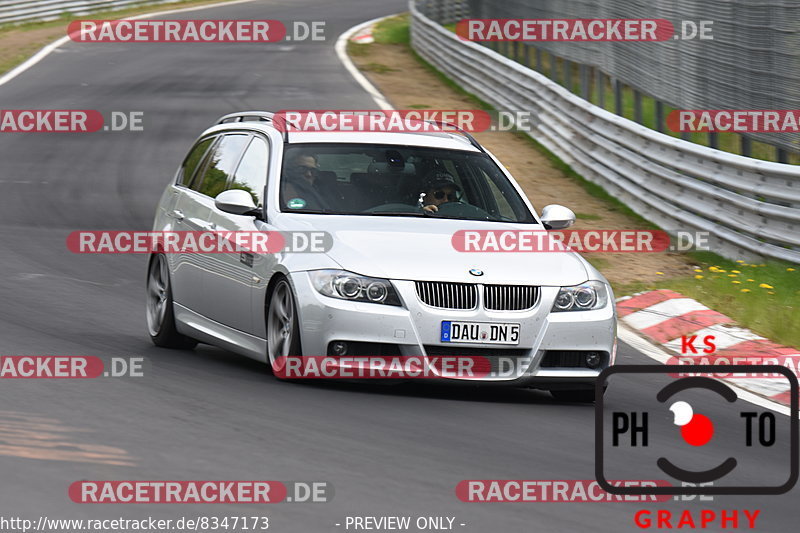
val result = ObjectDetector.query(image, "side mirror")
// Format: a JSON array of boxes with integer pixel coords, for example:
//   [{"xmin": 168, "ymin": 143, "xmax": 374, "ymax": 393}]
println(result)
[
  {"xmin": 540, "ymin": 204, "xmax": 575, "ymax": 230},
  {"xmin": 215, "ymin": 189, "xmax": 258, "ymax": 216}
]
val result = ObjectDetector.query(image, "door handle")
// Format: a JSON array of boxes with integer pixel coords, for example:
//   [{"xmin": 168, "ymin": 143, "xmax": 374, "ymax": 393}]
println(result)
[{"xmin": 168, "ymin": 209, "xmax": 185, "ymax": 221}]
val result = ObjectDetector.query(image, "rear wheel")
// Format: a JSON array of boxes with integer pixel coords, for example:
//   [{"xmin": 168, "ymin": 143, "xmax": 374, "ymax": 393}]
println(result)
[
  {"xmin": 146, "ymin": 253, "xmax": 197, "ymax": 349},
  {"xmin": 267, "ymin": 278, "xmax": 302, "ymax": 376}
]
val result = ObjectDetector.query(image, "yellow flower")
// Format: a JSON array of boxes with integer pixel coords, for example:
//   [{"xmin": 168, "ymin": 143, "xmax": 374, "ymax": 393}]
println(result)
[
  {"xmin": 747, "ymin": 279, "xmax": 755, "ymax": 282},
  {"xmin": 728, "ymin": 274, "xmax": 737, "ymax": 277},
  {"xmin": 731, "ymin": 270, "xmax": 741, "ymax": 274},
  {"xmin": 695, "ymin": 275, "xmax": 704, "ymax": 280},
  {"xmin": 731, "ymin": 280, "xmax": 741, "ymax": 284},
  {"xmin": 741, "ymin": 289, "xmax": 751, "ymax": 293},
  {"xmin": 759, "ymin": 264, "xmax": 766, "ymax": 267},
  {"xmin": 694, "ymin": 268, "xmax": 703, "ymax": 273},
  {"xmin": 759, "ymin": 283, "xmax": 773, "ymax": 289},
  {"xmin": 709, "ymin": 266, "xmax": 720, "ymax": 272},
  {"xmin": 788, "ymin": 268, "xmax": 796, "ymax": 272},
  {"xmin": 656, "ymin": 271, "xmax": 664, "ymax": 275},
  {"xmin": 768, "ymin": 291, "xmax": 775, "ymax": 295},
  {"xmin": 736, "ymin": 260, "xmax": 745, "ymax": 263}
]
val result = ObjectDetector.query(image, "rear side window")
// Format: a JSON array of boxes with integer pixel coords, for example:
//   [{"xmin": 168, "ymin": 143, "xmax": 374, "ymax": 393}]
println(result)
[
  {"xmin": 178, "ymin": 137, "xmax": 214, "ymax": 187},
  {"xmin": 229, "ymin": 136, "xmax": 269, "ymax": 206},
  {"xmin": 194, "ymin": 134, "xmax": 249, "ymax": 198}
]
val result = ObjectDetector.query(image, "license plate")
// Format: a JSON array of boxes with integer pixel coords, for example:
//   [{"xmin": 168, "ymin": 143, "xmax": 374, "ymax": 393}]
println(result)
[{"xmin": 440, "ymin": 321, "xmax": 520, "ymax": 345}]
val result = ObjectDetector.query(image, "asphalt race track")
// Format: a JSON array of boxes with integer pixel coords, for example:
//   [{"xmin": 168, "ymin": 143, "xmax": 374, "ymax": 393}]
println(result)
[{"xmin": 0, "ymin": 1, "xmax": 796, "ymax": 531}]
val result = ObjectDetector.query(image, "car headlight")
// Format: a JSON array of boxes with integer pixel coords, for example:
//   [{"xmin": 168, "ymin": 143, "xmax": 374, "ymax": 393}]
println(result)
[
  {"xmin": 551, "ymin": 281, "xmax": 608, "ymax": 312},
  {"xmin": 309, "ymin": 270, "xmax": 401, "ymax": 306}
]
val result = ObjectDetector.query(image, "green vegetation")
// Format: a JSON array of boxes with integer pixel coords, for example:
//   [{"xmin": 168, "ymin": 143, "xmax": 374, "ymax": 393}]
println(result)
[
  {"xmin": 618, "ymin": 252, "xmax": 800, "ymax": 348},
  {"xmin": 372, "ymin": 15, "xmax": 410, "ymax": 45}
]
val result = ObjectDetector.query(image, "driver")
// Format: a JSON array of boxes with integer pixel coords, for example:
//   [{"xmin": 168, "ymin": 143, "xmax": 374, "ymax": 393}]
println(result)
[{"xmin": 419, "ymin": 171, "xmax": 463, "ymax": 214}]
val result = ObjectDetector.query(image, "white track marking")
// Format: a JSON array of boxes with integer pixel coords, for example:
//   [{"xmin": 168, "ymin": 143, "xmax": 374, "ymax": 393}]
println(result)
[
  {"xmin": 623, "ymin": 298, "xmax": 710, "ymax": 330},
  {"xmin": 335, "ymin": 14, "xmax": 396, "ymax": 111}
]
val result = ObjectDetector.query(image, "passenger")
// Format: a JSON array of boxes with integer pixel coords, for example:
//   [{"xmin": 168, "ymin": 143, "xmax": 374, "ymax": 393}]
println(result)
[{"xmin": 282, "ymin": 153, "xmax": 328, "ymax": 210}]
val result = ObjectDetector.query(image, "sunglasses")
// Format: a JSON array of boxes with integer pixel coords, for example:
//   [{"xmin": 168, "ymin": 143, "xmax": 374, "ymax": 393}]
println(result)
[
  {"xmin": 432, "ymin": 190, "xmax": 460, "ymax": 202},
  {"xmin": 295, "ymin": 165, "xmax": 319, "ymax": 176}
]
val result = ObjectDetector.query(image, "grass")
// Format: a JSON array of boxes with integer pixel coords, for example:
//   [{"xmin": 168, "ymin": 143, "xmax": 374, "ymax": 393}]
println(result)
[
  {"xmin": 618, "ymin": 252, "xmax": 800, "ymax": 348},
  {"xmin": 362, "ymin": 14, "xmax": 800, "ymax": 348},
  {"xmin": 373, "ymin": 15, "xmax": 410, "ymax": 45},
  {"xmin": 360, "ymin": 62, "xmax": 398, "ymax": 74}
]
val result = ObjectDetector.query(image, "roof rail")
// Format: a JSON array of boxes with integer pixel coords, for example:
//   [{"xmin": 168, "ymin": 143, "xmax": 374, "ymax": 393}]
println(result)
[
  {"xmin": 424, "ymin": 120, "xmax": 486, "ymax": 153},
  {"xmin": 215, "ymin": 111, "xmax": 292, "ymax": 143}
]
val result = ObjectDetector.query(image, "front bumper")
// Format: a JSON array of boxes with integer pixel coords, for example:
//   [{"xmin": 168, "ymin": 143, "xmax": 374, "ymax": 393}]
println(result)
[{"xmin": 289, "ymin": 272, "xmax": 617, "ymax": 388}]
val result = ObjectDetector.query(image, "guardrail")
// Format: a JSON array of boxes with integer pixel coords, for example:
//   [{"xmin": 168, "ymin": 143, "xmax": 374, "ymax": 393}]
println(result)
[
  {"xmin": 410, "ymin": 0, "xmax": 800, "ymax": 263},
  {"xmin": 0, "ymin": 0, "xmax": 182, "ymax": 25}
]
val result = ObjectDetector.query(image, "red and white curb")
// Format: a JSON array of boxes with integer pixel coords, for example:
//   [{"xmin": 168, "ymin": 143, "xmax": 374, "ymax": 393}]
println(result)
[
  {"xmin": 350, "ymin": 25, "xmax": 375, "ymax": 44},
  {"xmin": 617, "ymin": 289, "xmax": 799, "ymax": 410}
]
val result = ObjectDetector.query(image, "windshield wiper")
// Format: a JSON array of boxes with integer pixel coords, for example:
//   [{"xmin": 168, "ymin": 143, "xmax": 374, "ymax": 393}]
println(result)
[{"xmin": 362, "ymin": 212, "xmax": 428, "ymax": 217}]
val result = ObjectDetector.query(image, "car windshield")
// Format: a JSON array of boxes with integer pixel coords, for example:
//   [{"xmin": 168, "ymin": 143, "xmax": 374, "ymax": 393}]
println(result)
[{"xmin": 279, "ymin": 143, "xmax": 537, "ymax": 223}]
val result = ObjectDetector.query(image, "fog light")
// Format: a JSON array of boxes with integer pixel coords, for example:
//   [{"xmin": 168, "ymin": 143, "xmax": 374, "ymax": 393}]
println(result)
[
  {"xmin": 331, "ymin": 341, "xmax": 348, "ymax": 356},
  {"xmin": 585, "ymin": 351, "xmax": 601, "ymax": 369}
]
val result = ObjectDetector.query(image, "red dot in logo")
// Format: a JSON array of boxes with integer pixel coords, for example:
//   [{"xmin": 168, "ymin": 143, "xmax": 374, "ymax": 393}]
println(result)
[{"xmin": 681, "ymin": 413, "xmax": 714, "ymax": 446}]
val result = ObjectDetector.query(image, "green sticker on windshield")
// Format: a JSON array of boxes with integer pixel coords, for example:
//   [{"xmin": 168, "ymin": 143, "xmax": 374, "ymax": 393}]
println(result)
[{"xmin": 287, "ymin": 198, "xmax": 306, "ymax": 209}]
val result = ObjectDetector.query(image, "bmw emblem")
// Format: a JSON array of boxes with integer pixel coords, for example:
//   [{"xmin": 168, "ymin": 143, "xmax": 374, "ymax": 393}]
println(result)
[{"xmin": 469, "ymin": 268, "xmax": 484, "ymax": 276}]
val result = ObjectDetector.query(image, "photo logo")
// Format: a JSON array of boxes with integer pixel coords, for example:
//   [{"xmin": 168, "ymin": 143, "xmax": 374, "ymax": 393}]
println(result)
[{"xmin": 595, "ymin": 365, "xmax": 798, "ymax": 495}]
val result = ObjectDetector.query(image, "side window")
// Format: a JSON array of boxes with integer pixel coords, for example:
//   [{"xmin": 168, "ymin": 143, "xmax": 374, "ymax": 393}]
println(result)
[
  {"xmin": 229, "ymin": 137, "xmax": 269, "ymax": 206},
  {"xmin": 178, "ymin": 137, "xmax": 214, "ymax": 187},
  {"xmin": 194, "ymin": 134, "xmax": 249, "ymax": 198}
]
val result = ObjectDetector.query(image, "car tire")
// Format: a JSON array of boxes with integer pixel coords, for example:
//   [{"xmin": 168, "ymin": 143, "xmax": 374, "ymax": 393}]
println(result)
[
  {"xmin": 146, "ymin": 253, "xmax": 197, "ymax": 349},
  {"xmin": 267, "ymin": 277, "xmax": 302, "ymax": 377},
  {"xmin": 550, "ymin": 387, "xmax": 604, "ymax": 403}
]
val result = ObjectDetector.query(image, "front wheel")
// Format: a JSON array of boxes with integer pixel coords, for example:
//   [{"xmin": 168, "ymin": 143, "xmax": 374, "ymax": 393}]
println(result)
[
  {"xmin": 146, "ymin": 253, "xmax": 197, "ymax": 349},
  {"xmin": 267, "ymin": 278, "xmax": 302, "ymax": 376}
]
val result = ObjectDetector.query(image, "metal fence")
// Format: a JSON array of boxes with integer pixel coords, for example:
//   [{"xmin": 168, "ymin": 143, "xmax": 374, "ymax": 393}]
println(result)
[
  {"xmin": 456, "ymin": 0, "xmax": 800, "ymax": 159},
  {"xmin": 0, "ymin": 0, "xmax": 183, "ymax": 25},
  {"xmin": 411, "ymin": 0, "xmax": 800, "ymax": 263}
]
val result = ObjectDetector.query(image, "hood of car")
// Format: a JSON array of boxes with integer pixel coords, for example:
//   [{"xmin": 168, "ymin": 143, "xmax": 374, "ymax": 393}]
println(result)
[{"xmin": 284, "ymin": 215, "xmax": 590, "ymax": 286}]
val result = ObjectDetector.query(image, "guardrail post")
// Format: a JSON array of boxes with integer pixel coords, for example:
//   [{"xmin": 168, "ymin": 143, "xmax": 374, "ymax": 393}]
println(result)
[
  {"xmin": 654, "ymin": 101, "xmax": 664, "ymax": 132},
  {"xmin": 535, "ymin": 47, "xmax": 542, "ymax": 72},
  {"xmin": 613, "ymin": 78, "xmax": 623, "ymax": 116},
  {"xmin": 709, "ymin": 131, "xmax": 719, "ymax": 150},
  {"xmin": 580, "ymin": 65, "xmax": 590, "ymax": 101},
  {"xmin": 596, "ymin": 70, "xmax": 605, "ymax": 108},
  {"xmin": 777, "ymin": 148, "xmax": 789, "ymax": 164},
  {"xmin": 741, "ymin": 135, "xmax": 752, "ymax": 158},
  {"xmin": 633, "ymin": 89, "xmax": 643, "ymax": 124},
  {"xmin": 564, "ymin": 59, "xmax": 572, "ymax": 91}
]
